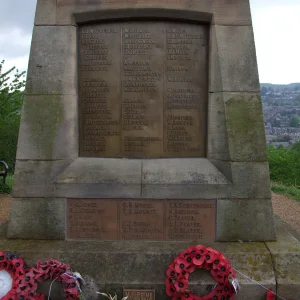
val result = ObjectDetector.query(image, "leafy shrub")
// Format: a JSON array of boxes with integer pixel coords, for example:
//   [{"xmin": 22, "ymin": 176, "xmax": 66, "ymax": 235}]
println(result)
[{"xmin": 0, "ymin": 60, "xmax": 26, "ymax": 172}]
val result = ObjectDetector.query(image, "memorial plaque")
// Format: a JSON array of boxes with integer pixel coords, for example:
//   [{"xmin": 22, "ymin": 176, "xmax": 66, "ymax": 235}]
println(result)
[
  {"xmin": 166, "ymin": 200, "xmax": 216, "ymax": 240},
  {"xmin": 67, "ymin": 199, "xmax": 215, "ymax": 240},
  {"xmin": 123, "ymin": 289, "xmax": 155, "ymax": 300},
  {"xmin": 79, "ymin": 21, "xmax": 208, "ymax": 158},
  {"xmin": 67, "ymin": 199, "xmax": 118, "ymax": 239}
]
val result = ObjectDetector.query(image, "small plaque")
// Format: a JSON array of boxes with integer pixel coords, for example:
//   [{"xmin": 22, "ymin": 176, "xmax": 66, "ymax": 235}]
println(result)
[
  {"xmin": 67, "ymin": 199, "xmax": 216, "ymax": 240},
  {"xmin": 123, "ymin": 289, "xmax": 155, "ymax": 300}
]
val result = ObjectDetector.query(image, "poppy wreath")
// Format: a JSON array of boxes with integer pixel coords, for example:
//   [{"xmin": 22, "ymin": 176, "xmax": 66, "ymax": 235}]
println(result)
[
  {"xmin": 0, "ymin": 251, "xmax": 30, "ymax": 300},
  {"xmin": 17, "ymin": 258, "xmax": 81, "ymax": 300},
  {"xmin": 165, "ymin": 245, "xmax": 237, "ymax": 300}
]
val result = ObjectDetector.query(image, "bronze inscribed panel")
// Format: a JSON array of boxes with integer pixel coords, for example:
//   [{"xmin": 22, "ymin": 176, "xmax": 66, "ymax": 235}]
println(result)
[
  {"xmin": 67, "ymin": 199, "xmax": 215, "ymax": 240},
  {"xmin": 166, "ymin": 200, "xmax": 216, "ymax": 240},
  {"xmin": 67, "ymin": 199, "xmax": 118, "ymax": 239},
  {"xmin": 79, "ymin": 21, "xmax": 208, "ymax": 158}
]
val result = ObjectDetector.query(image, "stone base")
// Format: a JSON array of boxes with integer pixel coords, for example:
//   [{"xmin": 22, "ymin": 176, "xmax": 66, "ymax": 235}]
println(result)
[{"xmin": 0, "ymin": 219, "xmax": 299, "ymax": 300}]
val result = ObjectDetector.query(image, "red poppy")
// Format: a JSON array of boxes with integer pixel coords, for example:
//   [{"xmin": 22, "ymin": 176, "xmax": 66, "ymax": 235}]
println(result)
[
  {"xmin": 183, "ymin": 253, "xmax": 194, "ymax": 266},
  {"xmin": 167, "ymin": 265, "xmax": 177, "ymax": 278},
  {"xmin": 0, "ymin": 251, "xmax": 8, "ymax": 263},
  {"xmin": 165, "ymin": 278, "xmax": 177, "ymax": 296},
  {"xmin": 179, "ymin": 246, "xmax": 197, "ymax": 259},
  {"xmin": 181, "ymin": 290, "xmax": 193, "ymax": 299},
  {"xmin": 175, "ymin": 258, "xmax": 192, "ymax": 273},
  {"xmin": 196, "ymin": 245, "xmax": 207, "ymax": 255},
  {"xmin": 174, "ymin": 275, "xmax": 188, "ymax": 292},
  {"xmin": 204, "ymin": 248, "xmax": 220, "ymax": 264},
  {"xmin": 192, "ymin": 252, "xmax": 205, "ymax": 266},
  {"xmin": 181, "ymin": 270, "xmax": 190, "ymax": 279}
]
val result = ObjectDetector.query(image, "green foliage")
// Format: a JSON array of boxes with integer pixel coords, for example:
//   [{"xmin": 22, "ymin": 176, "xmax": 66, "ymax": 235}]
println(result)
[
  {"xmin": 0, "ymin": 174, "xmax": 13, "ymax": 194},
  {"xmin": 290, "ymin": 116, "xmax": 300, "ymax": 127},
  {"xmin": 0, "ymin": 60, "xmax": 26, "ymax": 172},
  {"xmin": 271, "ymin": 182, "xmax": 300, "ymax": 202},
  {"xmin": 267, "ymin": 146, "xmax": 300, "ymax": 187},
  {"xmin": 292, "ymin": 141, "xmax": 300, "ymax": 152}
]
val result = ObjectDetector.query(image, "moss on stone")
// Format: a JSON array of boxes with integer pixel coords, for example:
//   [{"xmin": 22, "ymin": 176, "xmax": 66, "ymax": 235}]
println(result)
[{"xmin": 225, "ymin": 94, "xmax": 267, "ymax": 162}]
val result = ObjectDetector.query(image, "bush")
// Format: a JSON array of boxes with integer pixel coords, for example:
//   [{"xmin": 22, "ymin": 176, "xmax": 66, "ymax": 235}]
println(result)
[
  {"xmin": 0, "ymin": 60, "xmax": 26, "ymax": 172},
  {"xmin": 267, "ymin": 145, "xmax": 300, "ymax": 187}
]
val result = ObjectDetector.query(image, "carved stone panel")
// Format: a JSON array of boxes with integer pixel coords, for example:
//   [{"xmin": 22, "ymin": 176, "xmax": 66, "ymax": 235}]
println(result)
[{"xmin": 79, "ymin": 21, "xmax": 208, "ymax": 158}]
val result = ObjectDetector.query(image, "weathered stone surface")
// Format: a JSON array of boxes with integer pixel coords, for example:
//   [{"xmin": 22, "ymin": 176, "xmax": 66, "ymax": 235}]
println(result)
[
  {"xmin": 211, "ymin": 26, "xmax": 260, "ymax": 92},
  {"xmin": 207, "ymin": 93, "xmax": 230, "ymax": 160},
  {"xmin": 7, "ymin": 198, "xmax": 66, "ymax": 239},
  {"xmin": 16, "ymin": 95, "xmax": 78, "ymax": 160},
  {"xmin": 55, "ymin": 0, "xmax": 251, "ymax": 26},
  {"xmin": 209, "ymin": 159, "xmax": 232, "ymax": 182},
  {"xmin": 55, "ymin": 158, "xmax": 141, "ymax": 184},
  {"xmin": 35, "ymin": 0, "xmax": 57, "ymax": 25},
  {"xmin": 216, "ymin": 199, "xmax": 276, "ymax": 241},
  {"xmin": 142, "ymin": 158, "xmax": 230, "ymax": 185},
  {"xmin": 266, "ymin": 225, "xmax": 300, "ymax": 299},
  {"xmin": 141, "ymin": 159, "xmax": 230, "ymax": 198},
  {"xmin": 12, "ymin": 160, "xmax": 72, "ymax": 198},
  {"xmin": 212, "ymin": 0, "xmax": 252, "ymax": 25},
  {"xmin": 209, "ymin": 25, "xmax": 223, "ymax": 92},
  {"xmin": 56, "ymin": 0, "xmax": 212, "ymax": 25},
  {"xmin": 231, "ymin": 162, "xmax": 271, "ymax": 199},
  {"xmin": 142, "ymin": 159, "xmax": 231, "ymax": 198},
  {"xmin": 55, "ymin": 183, "xmax": 141, "ymax": 198},
  {"xmin": 224, "ymin": 93, "xmax": 268, "ymax": 162},
  {"xmin": 0, "ymin": 222, "xmax": 8, "ymax": 239},
  {"xmin": 26, "ymin": 26, "xmax": 76, "ymax": 95}
]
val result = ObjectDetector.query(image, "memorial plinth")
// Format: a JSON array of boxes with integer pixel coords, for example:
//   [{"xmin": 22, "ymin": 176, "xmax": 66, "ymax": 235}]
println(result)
[{"xmin": 8, "ymin": 0, "xmax": 275, "ymax": 243}]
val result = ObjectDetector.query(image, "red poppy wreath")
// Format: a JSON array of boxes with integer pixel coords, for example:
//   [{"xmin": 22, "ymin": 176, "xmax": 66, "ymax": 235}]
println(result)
[
  {"xmin": 0, "ymin": 251, "xmax": 29, "ymax": 300},
  {"xmin": 165, "ymin": 245, "xmax": 237, "ymax": 300},
  {"xmin": 18, "ymin": 258, "xmax": 81, "ymax": 300}
]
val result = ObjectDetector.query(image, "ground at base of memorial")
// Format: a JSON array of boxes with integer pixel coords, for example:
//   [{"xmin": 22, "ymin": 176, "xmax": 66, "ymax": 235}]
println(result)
[{"xmin": 0, "ymin": 216, "xmax": 299, "ymax": 300}]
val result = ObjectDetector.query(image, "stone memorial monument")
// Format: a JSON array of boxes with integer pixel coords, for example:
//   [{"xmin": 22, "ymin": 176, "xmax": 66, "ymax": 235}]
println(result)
[
  {"xmin": 8, "ymin": 0, "xmax": 275, "ymax": 242},
  {"xmin": 4, "ymin": 1, "xmax": 300, "ymax": 299}
]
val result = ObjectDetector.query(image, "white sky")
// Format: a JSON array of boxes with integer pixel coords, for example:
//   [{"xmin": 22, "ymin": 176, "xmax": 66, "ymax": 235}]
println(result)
[{"xmin": 0, "ymin": 0, "xmax": 299, "ymax": 84}]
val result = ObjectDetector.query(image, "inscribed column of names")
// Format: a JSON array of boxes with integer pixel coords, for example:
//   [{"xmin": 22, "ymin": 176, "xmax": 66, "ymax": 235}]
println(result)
[
  {"xmin": 121, "ymin": 24, "xmax": 164, "ymax": 156},
  {"xmin": 79, "ymin": 24, "xmax": 121, "ymax": 157},
  {"xmin": 164, "ymin": 23, "xmax": 207, "ymax": 156}
]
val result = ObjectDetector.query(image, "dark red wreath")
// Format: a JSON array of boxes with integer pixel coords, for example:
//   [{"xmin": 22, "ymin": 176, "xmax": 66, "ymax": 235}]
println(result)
[
  {"xmin": 165, "ymin": 245, "xmax": 237, "ymax": 300},
  {"xmin": 0, "ymin": 251, "xmax": 30, "ymax": 300},
  {"xmin": 18, "ymin": 258, "xmax": 81, "ymax": 300}
]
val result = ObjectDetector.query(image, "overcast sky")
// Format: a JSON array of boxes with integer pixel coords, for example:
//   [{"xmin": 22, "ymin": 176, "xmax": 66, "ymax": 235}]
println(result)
[{"xmin": 0, "ymin": 0, "xmax": 299, "ymax": 84}]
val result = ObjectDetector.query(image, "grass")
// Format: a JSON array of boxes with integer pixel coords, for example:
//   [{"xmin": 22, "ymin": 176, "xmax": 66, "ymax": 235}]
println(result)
[
  {"xmin": 271, "ymin": 181, "xmax": 300, "ymax": 202},
  {"xmin": 0, "ymin": 174, "xmax": 13, "ymax": 194}
]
